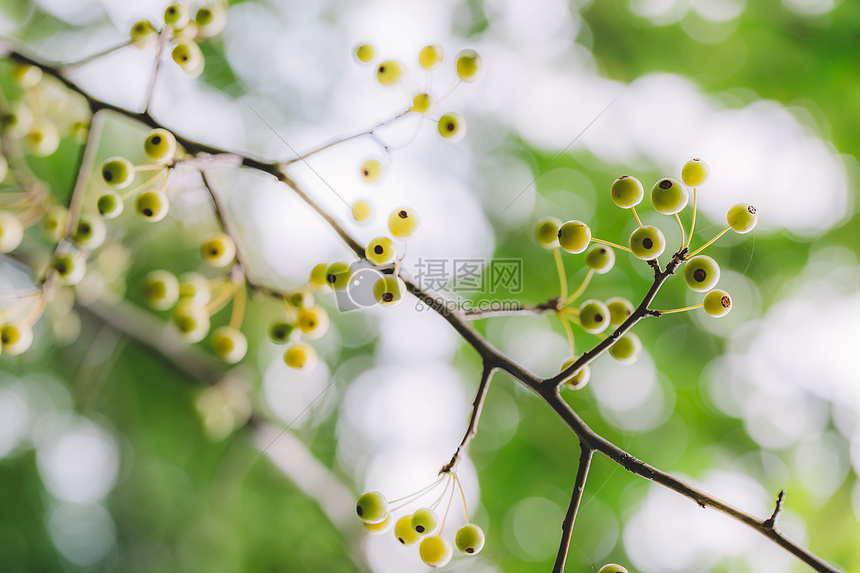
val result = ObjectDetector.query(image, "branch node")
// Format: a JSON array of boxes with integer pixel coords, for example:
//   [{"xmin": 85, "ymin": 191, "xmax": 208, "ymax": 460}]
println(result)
[{"xmin": 764, "ymin": 489, "xmax": 785, "ymax": 530}]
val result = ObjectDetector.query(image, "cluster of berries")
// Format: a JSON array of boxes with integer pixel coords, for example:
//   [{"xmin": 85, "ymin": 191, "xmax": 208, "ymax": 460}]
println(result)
[
  {"xmin": 355, "ymin": 472, "xmax": 485, "ymax": 568},
  {"xmin": 130, "ymin": 2, "xmax": 228, "ymax": 77},
  {"xmin": 535, "ymin": 158, "xmax": 757, "ymax": 387}
]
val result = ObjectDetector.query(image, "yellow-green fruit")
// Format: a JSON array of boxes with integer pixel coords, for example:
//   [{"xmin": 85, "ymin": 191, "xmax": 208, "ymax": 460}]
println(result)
[
  {"xmin": 683, "ymin": 255, "xmax": 720, "ymax": 292},
  {"xmin": 376, "ymin": 60, "xmax": 403, "ymax": 87},
  {"xmin": 534, "ymin": 217, "xmax": 561, "ymax": 249},
  {"xmin": 359, "ymin": 159, "xmax": 383, "ymax": 183},
  {"xmin": 12, "ymin": 63, "xmax": 42, "ymax": 89},
  {"xmin": 143, "ymin": 128, "xmax": 177, "ymax": 164},
  {"xmin": 455, "ymin": 49, "xmax": 482, "ymax": 82},
  {"xmin": 388, "ymin": 207, "xmax": 420, "ymax": 239},
  {"xmin": 164, "ymin": 3, "xmax": 190, "ymax": 29},
  {"xmin": 727, "ymin": 203, "xmax": 757, "ymax": 234},
  {"xmin": 629, "ymin": 225, "xmax": 666, "ymax": 260},
  {"xmin": 419, "ymin": 535, "xmax": 454, "ymax": 568},
  {"xmin": 364, "ymin": 513, "xmax": 393, "ymax": 534},
  {"xmin": 366, "ymin": 236, "xmax": 395, "ymax": 265},
  {"xmin": 608, "ymin": 332, "xmax": 642, "ymax": 364},
  {"xmin": 411, "ymin": 93, "xmax": 434, "ymax": 115},
  {"xmin": 351, "ymin": 200, "xmax": 372, "ymax": 223},
  {"xmin": 579, "ymin": 299, "xmax": 610, "ymax": 334},
  {"xmin": 23, "ymin": 120, "xmax": 60, "ymax": 157},
  {"xmin": 200, "ymin": 232, "xmax": 236, "ymax": 267},
  {"xmin": 97, "ymin": 191, "xmax": 124, "ymax": 219},
  {"xmin": 395, "ymin": 515, "xmax": 422, "ymax": 545},
  {"xmin": 703, "ymin": 289, "xmax": 732, "ymax": 317},
  {"xmin": 172, "ymin": 42, "xmax": 205, "ymax": 74},
  {"xmin": 606, "ymin": 297, "xmax": 634, "ymax": 327},
  {"xmin": 101, "ymin": 157, "xmax": 134, "ymax": 189},
  {"xmin": 324, "ymin": 261, "xmax": 351, "ymax": 290},
  {"xmin": 178, "ymin": 272, "xmax": 211, "ymax": 305},
  {"xmin": 598, "ymin": 564, "xmax": 629, "ymax": 573},
  {"xmin": 650, "ymin": 177, "xmax": 689, "ymax": 215},
  {"xmin": 373, "ymin": 276, "xmax": 405, "ymax": 307},
  {"xmin": 268, "ymin": 319, "xmax": 295, "ymax": 344},
  {"xmin": 130, "ymin": 19, "xmax": 157, "ymax": 45},
  {"xmin": 585, "ymin": 244, "xmax": 615, "ymax": 274},
  {"xmin": 419, "ymin": 44, "xmax": 443, "ymax": 70},
  {"xmin": 73, "ymin": 212, "xmax": 107, "ymax": 249},
  {"xmin": 610, "ymin": 175, "xmax": 644, "ymax": 209},
  {"xmin": 289, "ymin": 291, "xmax": 313, "ymax": 308},
  {"xmin": 437, "ymin": 112, "xmax": 466, "ymax": 142},
  {"xmin": 52, "ymin": 252, "xmax": 86, "ymax": 285},
  {"xmin": 0, "ymin": 211, "xmax": 24, "ymax": 254},
  {"xmin": 560, "ymin": 357, "xmax": 590, "ymax": 390},
  {"xmin": 143, "ymin": 269, "xmax": 180, "ymax": 310},
  {"xmin": 297, "ymin": 306, "xmax": 329, "ymax": 338},
  {"xmin": 195, "ymin": 3, "xmax": 227, "ymax": 38},
  {"xmin": 681, "ymin": 158, "xmax": 709, "ymax": 187},
  {"xmin": 309, "ymin": 263, "xmax": 329, "ymax": 289},
  {"xmin": 43, "ymin": 206, "xmax": 68, "ymax": 242},
  {"xmin": 354, "ymin": 43, "xmax": 375, "ymax": 64},
  {"xmin": 2, "ymin": 101, "xmax": 33, "ymax": 137},
  {"xmin": 135, "ymin": 191, "xmax": 169, "ymax": 222},
  {"xmin": 173, "ymin": 300, "xmax": 210, "ymax": 342},
  {"xmin": 411, "ymin": 508, "xmax": 439, "ymax": 535},
  {"xmin": 211, "ymin": 326, "xmax": 248, "ymax": 364},
  {"xmin": 284, "ymin": 343, "xmax": 316, "ymax": 370},
  {"xmin": 558, "ymin": 220, "xmax": 591, "ymax": 254},
  {"xmin": 356, "ymin": 491, "xmax": 389, "ymax": 524},
  {"xmin": 0, "ymin": 323, "xmax": 34, "ymax": 355},
  {"xmin": 455, "ymin": 523, "xmax": 485, "ymax": 555}
]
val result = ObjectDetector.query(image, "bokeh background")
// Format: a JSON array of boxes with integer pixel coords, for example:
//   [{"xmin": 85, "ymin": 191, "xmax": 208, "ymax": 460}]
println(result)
[{"xmin": 1, "ymin": 0, "xmax": 859, "ymax": 572}]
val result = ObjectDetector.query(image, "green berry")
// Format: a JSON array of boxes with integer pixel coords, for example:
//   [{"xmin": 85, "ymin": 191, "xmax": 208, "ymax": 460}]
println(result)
[
  {"xmin": 558, "ymin": 220, "xmax": 591, "ymax": 254},
  {"xmin": 610, "ymin": 175, "xmax": 644, "ymax": 209},
  {"xmin": 419, "ymin": 535, "xmax": 454, "ymax": 568},
  {"xmin": 354, "ymin": 43, "xmax": 375, "ymax": 64},
  {"xmin": 289, "ymin": 291, "xmax": 313, "ymax": 308},
  {"xmin": 73, "ymin": 213, "xmax": 107, "ymax": 249},
  {"xmin": 164, "ymin": 3, "xmax": 190, "ymax": 29},
  {"xmin": 12, "ymin": 63, "xmax": 42, "ymax": 89},
  {"xmin": 178, "ymin": 272, "xmax": 210, "ymax": 305},
  {"xmin": 366, "ymin": 236, "xmax": 395, "ymax": 265},
  {"xmin": 211, "ymin": 326, "xmax": 248, "ymax": 364},
  {"xmin": 727, "ymin": 203, "xmax": 757, "ymax": 234},
  {"xmin": 560, "ymin": 357, "xmax": 590, "ymax": 390},
  {"xmin": 411, "ymin": 93, "xmax": 434, "ymax": 115},
  {"xmin": 364, "ymin": 513, "xmax": 393, "ymax": 534},
  {"xmin": 143, "ymin": 270, "xmax": 180, "ymax": 310},
  {"xmin": 455, "ymin": 523, "xmax": 485, "ymax": 555},
  {"xmin": 411, "ymin": 508, "xmax": 439, "ymax": 535},
  {"xmin": 650, "ymin": 177, "xmax": 688, "ymax": 215},
  {"xmin": 629, "ymin": 225, "xmax": 666, "ymax": 260},
  {"xmin": 703, "ymin": 289, "xmax": 732, "ymax": 317},
  {"xmin": 395, "ymin": 514, "xmax": 422, "ymax": 545},
  {"xmin": 297, "ymin": 306, "xmax": 329, "ymax": 338},
  {"xmin": 284, "ymin": 343, "xmax": 316, "ymax": 370},
  {"xmin": 598, "ymin": 564, "xmax": 629, "ymax": 573},
  {"xmin": 173, "ymin": 300, "xmax": 210, "ymax": 342},
  {"xmin": 101, "ymin": 157, "xmax": 134, "ymax": 189},
  {"xmin": 455, "ymin": 49, "xmax": 482, "ymax": 82},
  {"xmin": 143, "ymin": 128, "xmax": 177, "ymax": 164},
  {"xmin": 309, "ymin": 263, "xmax": 329, "ymax": 289},
  {"xmin": 0, "ymin": 211, "xmax": 24, "ymax": 254},
  {"xmin": 681, "ymin": 158, "xmax": 709, "ymax": 187},
  {"xmin": 376, "ymin": 60, "xmax": 403, "ymax": 87},
  {"xmin": 534, "ymin": 217, "xmax": 561, "ymax": 249},
  {"xmin": 683, "ymin": 255, "xmax": 720, "ymax": 292},
  {"xmin": 130, "ymin": 19, "xmax": 157, "ymax": 45},
  {"xmin": 135, "ymin": 191, "xmax": 169, "ymax": 221},
  {"xmin": 0, "ymin": 322, "xmax": 34, "ymax": 355},
  {"xmin": 51, "ymin": 252, "xmax": 86, "ymax": 285},
  {"xmin": 195, "ymin": 3, "xmax": 227, "ymax": 38},
  {"xmin": 437, "ymin": 112, "xmax": 466, "ymax": 141},
  {"xmin": 172, "ymin": 42, "xmax": 205, "ymax": 75},
  {"xmin": 97, "ymin": 191, "xmax": 124, "ymax": 219},
  {"xmin": 359, "ymin": 159, "xmax": 383, "ymax": 183},
  {"xmin": 324, "ymin": 261, "xmax": 351, "ymax": 290},
  {"xmin": 609, "ymin": 332, "xmax": 641, "ymax": 364},
  {"xmin": 1, "ymin": 101, "xmax": 33, "ymax": 137},
  {"xmin": 374, "ymin": 276, "xmax": 406, "ymax": 307},
  {"xmin": 351, "ymin": 200, "xmax": 372, "ymax": 223},
  {"xmin": 23, "ymin": 120, "xmax": 60, "ymax": 157},
  {"xmin": 201, "ymin": 232, "xmax": 236, "ymax": 267},
  {"xmin": 42, "ymin": 206, "xmax": 68, "ymax": 242},
  {"xmin": 579, "ymin": 299, "xmax": 610, "ymax": 334},
  {"xmin": 268, "ymin": 319, "xmax": 295, "ymax": 344},
  {"xmin": 356, "ymin": 491, "xmax": 389, "ymax": 524},
  {"xmin": 606, "ymin": 297, "xmax": 634, "ymax": 327},
  {"xmin": 388, "ymin": 207, "xmax": 420, "ymax": 239},
  {"xmin": 585, "ymin": 244, "xmax": 615, "ymax": 274},
  {"xmin": 419, "ymin": 44, "xmax": 443, "ymax": 70}
]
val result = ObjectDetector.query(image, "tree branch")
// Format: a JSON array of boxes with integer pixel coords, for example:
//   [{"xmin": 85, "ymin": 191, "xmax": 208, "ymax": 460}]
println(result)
[
  {"xmin": 553, "ymin": 443, "xmax": 593, "ymax": 573},
  {"xmin": 440, "ymin": 364, "xmax": 496, "ymax": 474},
  {"xmin": 462, "ymin": 297, "xmax": 561, "ymax": 320}
]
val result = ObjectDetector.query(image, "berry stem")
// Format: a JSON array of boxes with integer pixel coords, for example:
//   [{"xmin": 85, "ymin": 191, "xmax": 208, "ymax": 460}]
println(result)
[
  {"xmin": 429, "ymin": 473, "xmax": 453, "ymax": 511},
  {"xmin": 590, "ymin": 237, "xmax": 633, "ymax": 253},
  {"xmin": 453, "ymin": 472, "xmax": 469, "ymax": 524},
  {"xmin": 59, "ymin": 39, "xmax": 135, "ymax": 72},
  {"xmin": 120, "ymin": 169, "xmax": 168, "ymax": 200},
  {"xmin": 652, "ymin": 303, "xmax": 703, "ymax": 314},
  {"xmin": 564, "ymin": 268, "xmax": 594, "ymax": 306},
  {"xmin": 631, "ymin": 206, "xmax": 643, "ymax": 227},
  {"xmin": 553, "ymin": 247, "xmax": 568, "ymax": 301},
  {"xmin": 205, "ymin": 281, "xmax": 234, "ymax": 315},
  {"xmin": 674, "ymin": 213, "xmax": 686, "ymax": 248},
  {"xmin": 389, "ymin": 475, "xmax": 447, "ymax": 507},
  {"xmin": 133, "ymin": 164, "xmax": 166, "ymax": 172},
  {"xmin": 228, "ymin": 276, "xmax": 247, "ymax": 329},
  {"xmin": 440, "ymin": 473, "xmax": 457, "ymax": 531},
  {"xmin": 685, "ymin": 187, "xmax": 698, "ymax": 250},
  {"xmin": 687, "ymin": 225, "xmax": 731, "ymax": 258},
  {"xmin": 559, "ymin": 313, "xmax": 576, "ymax": 357}
]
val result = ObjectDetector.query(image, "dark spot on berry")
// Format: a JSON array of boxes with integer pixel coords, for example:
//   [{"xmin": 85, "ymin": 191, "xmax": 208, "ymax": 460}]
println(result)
[
  {"xmin": 181, "ymin": 55, "xmax": 188, "ymax": 62},
  {"xmin": 378, "ymin": 65, "xmax": 385, "ymax": 73},
  {"xmin": 362, "ymin": 169, "xmax": 369, "ymax": 177},
  {"xmin": 599, "ymin": 248, "xmax": 606, "ymax": 253},
  {"xmin": 557, "ymin": 229, "xmax": 563, "ymax": 238},
  {"xmin": 79, "ymin": 223, "xmax": 90, "ymax": 235},
  {"xmin": 382, "ymin": 292, "xmax": 393, "ymax": 303},
  {"xmin": 31, "ymin": 133, "xmax": 42, "ymax": 143},
  {"xmin": 721, "ymin": 296, "xmax": 731, "ymax": 308},
  {"xmin": 209, "ymin": 247, "xmax": 219, "ymax": 256},
  {"xmin": 748, "ymin": 205, "xmax": 756, "ymax": 214},
  {"xmin": 619, "ymin": 175, "xmax": 629, "ymax": 179},
  {"xmin": 446, "ymin": 122, "xmax": 455, "ymax": 131},
  {"xmin": 374, "ymin": 245, "xmax": 384, "ymax": 255},
  {"xmin": 643, "ymin": 238, "xmax": 653, "ymax": 249},
  {"xmin": 326, "ymin": 273, "xmax": 336, "ymax": 284},
  {"xmin": 416, "ymin": 525, "xmax": 425, "ymax": 533},
  {"xmin": 693, "ymin": 268, "xmax": 706, "ymax": 282},
  {"xmin": 103, "ymin": 170, "xmax": 113, "ymax": 181},
  {"xmin": 659, "ymin": 179, "xmax": 672, "ymax": 189},
  {"xmin": 356, "ymin": 505, "xmax": 363, "ymax": 516},
  {"xmin": 398, "ymin": 537, "xmax": 405, "ymax": 544},
  {"xmin": 595, "ymin": 314, "xmax": 603, "ymax": 322},
  {"xmin": 143, "ymin": 208, "xmax": 153, "ymax": 217},
  {"xmin": 151, "ymin": 135, "xmax": 161, "ymax": 145},
  {"xmin": 55, "ymin": 261, "xmax": 68, "ymax": 274},
  {"xmin": 466, "ymin": 548, "xmax": 475, "ymax": 554},
  {"xmin": 200, "ymin": 9, "xmax": 211, "ymax": 18},
  {"xmin": 398, "ymin": 210, "xmax": 408, "ymax": 219}
]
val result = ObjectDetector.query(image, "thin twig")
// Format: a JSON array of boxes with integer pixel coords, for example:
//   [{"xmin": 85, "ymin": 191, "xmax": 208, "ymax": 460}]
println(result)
[
  {"xmin": 552, "ymin": 443, "xmax": 593, "ymax": 573},
  {"xmin": 440, "ymin": 365, "xmax": 496, "ymax": 474},
  {"xmin": 462, "ymin": 297, "xmax": 561, "ymax": 320}
]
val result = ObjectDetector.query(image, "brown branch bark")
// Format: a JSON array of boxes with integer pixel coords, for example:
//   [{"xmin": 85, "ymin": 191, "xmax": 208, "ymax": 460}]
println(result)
[{"xmin": 553, "ymin": 443, "xmax": 593, "ymax": 573}]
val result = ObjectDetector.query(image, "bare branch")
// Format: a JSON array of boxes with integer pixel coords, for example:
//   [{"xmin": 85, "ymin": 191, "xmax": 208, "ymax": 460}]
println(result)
[
  {"xmin": 440, "ymin": 364, "xmax": 496, "ymax": 474},
  {"xmin": 553, "ymin": 443, "xmax": 594, "ymax": 573},
  {"xmin": 764, "ymin": 489, "xmax": 786, "ymax": 530},
  {"xmin": 462, "ymin": 297, "xmax": 561, "ymax": 320}
]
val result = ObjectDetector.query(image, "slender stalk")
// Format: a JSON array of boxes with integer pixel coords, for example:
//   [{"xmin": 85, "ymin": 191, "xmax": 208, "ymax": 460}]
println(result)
[
  {"xmin": 654, "ymin": 303, "xmax": 702, "ymax": 314},
  {"xmin": 440, "ymin": 365, "xmax": 497, "ymax": 474},
  {"xmin": 685, "ymin": 188, "xmax": 698, "ymax": 250},
  {"xmin": 688, "ymin": 226, "xmax": 730, "ymax": 258},
  {"xmin": 553, "ymin": 247, "xmax": 568, "ymax": 301},
  {"xmin": 590, "ymin": 237, "xmax": 633, "ymax": 253},
  {"xmin": 674, "ymin": 213, "xmax": 686, "ymax": 248},
  {"xmin": 631, "ymin": 206, "xmax": 643, "ymax": 227},
  {"xmin": 564, "ymin": 268, "xmax": 594, "ymax": 306},
  {"xmin": 60, "ymin": 40, "xmax": 134, "ymax": 71},
  {"xmin": 552, "ymin": 443, "xmax": 593, "ymax": 573}
]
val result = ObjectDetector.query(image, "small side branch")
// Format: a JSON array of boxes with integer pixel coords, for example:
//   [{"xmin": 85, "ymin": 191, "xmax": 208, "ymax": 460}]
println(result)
[
  {"xmin": 440, "ymin": 364, "xmax": 496, "ymax": 474},
  {"xmin": 463, "ymin": 297, "xmax": 561, "ymax": 320},
  {"xmin": 552, "ymin": 443, "xmax": 594, "ymax": 573},
  {"xmin": 763, "ymin": 489, "xmax": 785, "ymax": 530}
]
